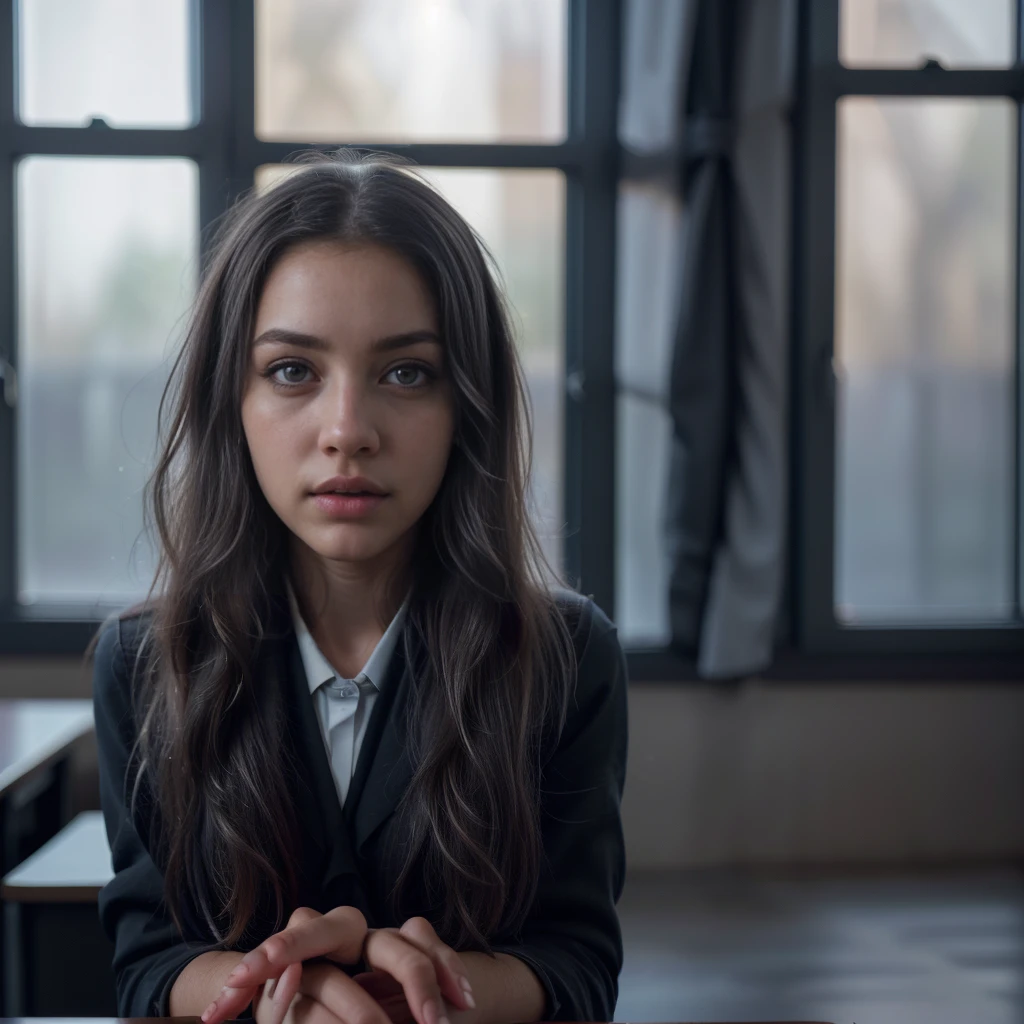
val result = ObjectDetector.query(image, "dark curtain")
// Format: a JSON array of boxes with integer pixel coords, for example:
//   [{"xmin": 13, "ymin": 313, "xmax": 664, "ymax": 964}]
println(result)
[{"xmin": 620, "ymin": 0, "xmax": 796, "ymax": 677}]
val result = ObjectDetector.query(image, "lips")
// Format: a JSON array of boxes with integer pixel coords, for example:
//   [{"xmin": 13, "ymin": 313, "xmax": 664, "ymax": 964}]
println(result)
[
  {"xmin": 311, "ymin": 475, "xmax": 388, "ymax": 496},
  {"xmin": 311, "ymin": 490, "xmax": 387, "ymax": 519}
]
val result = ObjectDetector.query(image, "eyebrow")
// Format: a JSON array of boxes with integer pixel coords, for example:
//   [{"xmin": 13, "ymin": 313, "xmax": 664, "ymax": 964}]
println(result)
[{"xmin": 252, "ymin": 327, "xmax": 441, "ymax": 353}]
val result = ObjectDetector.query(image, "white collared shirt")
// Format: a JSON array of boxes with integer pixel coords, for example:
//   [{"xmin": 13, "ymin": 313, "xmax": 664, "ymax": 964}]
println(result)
[{"xmin": 286, "ymin": 579, "xmax": 409, "ymax": 809}]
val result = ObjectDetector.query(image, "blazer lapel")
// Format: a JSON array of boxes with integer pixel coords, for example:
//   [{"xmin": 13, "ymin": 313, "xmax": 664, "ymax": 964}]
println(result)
[
  {"xmin": 345, "ymin": 626, "xmax": 418, "ymax": 855},
  {"xmin": 270, "ymin": 588, "xmax": 418, "ymax": 910},
  {"xmin": 271, "ymin": 601, "xmax": 364, "ymax": 910}
]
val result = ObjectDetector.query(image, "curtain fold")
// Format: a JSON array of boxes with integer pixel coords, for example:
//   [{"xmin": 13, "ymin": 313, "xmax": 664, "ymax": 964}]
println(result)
[{"xmin": 620, "ymin": 0, "xmax": 796, "ymax": 677}]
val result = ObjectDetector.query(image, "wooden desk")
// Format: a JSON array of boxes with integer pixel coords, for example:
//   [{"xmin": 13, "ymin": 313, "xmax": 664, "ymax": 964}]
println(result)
[{"xmin": 2, "ymin": 810, "xmax": 115, "ymax": 1015}]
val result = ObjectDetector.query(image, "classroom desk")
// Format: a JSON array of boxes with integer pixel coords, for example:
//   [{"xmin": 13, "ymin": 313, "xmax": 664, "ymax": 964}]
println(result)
[
  {"xmin": 0, "ymin": 699, "xmax": 95, "ymax": 874},
  {"xmin": 2, "ymin": 811, "xmax": 114, "ymax": 1015},
  {"xmin": 0, "ymin": 699, "xmax": 95, "ymax": 1014}
]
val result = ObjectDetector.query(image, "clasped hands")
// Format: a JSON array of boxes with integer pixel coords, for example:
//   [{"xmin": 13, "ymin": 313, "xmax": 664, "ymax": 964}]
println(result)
[{"xmin": 200, "ymin": 906, "xmax": 475, "ymax": 1024}]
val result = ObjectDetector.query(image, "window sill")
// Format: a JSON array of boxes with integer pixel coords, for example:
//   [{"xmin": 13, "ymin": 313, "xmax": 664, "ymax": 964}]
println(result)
[
  {"xmin": 0, "ymin": 612, "xmax": 1020, "ymax": 683},
  {"xmin": 626, "ymin": 647, "xmax": 1023, "ymax": 684}
]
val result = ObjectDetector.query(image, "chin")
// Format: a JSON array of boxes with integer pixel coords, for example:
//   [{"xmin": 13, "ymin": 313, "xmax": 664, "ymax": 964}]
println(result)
[
  {"xmin": 314, "ymin": 543, "xmax": 388, "ymax": 564},
  {"xmin": 314, "ymin": 533, "xmax": 401, "ymax": 564}
]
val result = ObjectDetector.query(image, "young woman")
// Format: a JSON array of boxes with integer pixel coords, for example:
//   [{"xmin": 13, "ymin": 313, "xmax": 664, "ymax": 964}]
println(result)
[{"xmin": 86, "ymin": 151, "xmax": 628, "ymax": 1024}]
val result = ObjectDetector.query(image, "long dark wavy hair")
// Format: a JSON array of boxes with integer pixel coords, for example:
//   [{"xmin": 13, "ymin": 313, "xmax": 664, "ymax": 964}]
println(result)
[{"xmin": 84, "ymin": 150, "xmax": 576, "ymax": 953}]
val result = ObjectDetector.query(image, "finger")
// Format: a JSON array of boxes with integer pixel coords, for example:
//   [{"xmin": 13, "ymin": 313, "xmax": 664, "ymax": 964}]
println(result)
[
  {"xmin": 363, "ymin": 928, "xmax": 451, "ymax": 1024},
  {"xmin": 200, "ymin": 980, "xmax": 260, "ymax": 1024},
  {"xmin": 223, "ymin": 906, "xmax": 321, "ymax": 989},
  {"xmin": 203, "ymin": 907, "xmax": 326, "ymax": 1022},
  {"xmin": 300, "ymin": 960, "xmax": 393, "ymax": 1024},
  {"xmin": 353, "ymin": 969, "xmax": 405, "ymax": 1003},
  {"xmin": 269, "ymin": 961, "xmax": 303, "ymax": 1024},
  {"xmin": 228, "ymin": 905, "xmax": 367, "ymax": 987},
  {"xmin": 354, "ymin": 971, "xmax": 417, "ymax": 1024},
  {"xmin": 398, "ymin": 917, "xmax": 475, "ymax": 1012},
  {"xmin": 204, "ymin": 908, "xmax": 323, "ymax": 1022}
]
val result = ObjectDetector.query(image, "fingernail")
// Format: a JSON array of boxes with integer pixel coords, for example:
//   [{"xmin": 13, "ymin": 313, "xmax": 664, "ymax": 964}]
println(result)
[
  {"xmin": 460, "ymin": 976, "xmax": 473, "ymax": 994},
  {"xmin": 439, "ymin": 1017, "xmax": 451, "ymax": 1024},
  {"xmin": 226, "ymin": 964, "xmax": 247, "ymax": 984},
  {"xmin": 463, "ymin": 991, "xmax": 476, "ymax": 1009},
  {"xmin": 200, "ymin": 1004, "xmax": 214, "ymax": 1022}
]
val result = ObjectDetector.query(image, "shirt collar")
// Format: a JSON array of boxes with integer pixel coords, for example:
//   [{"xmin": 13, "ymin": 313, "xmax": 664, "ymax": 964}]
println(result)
[{"xmin": 286, "ymin": 578, "xmax": 409, "ymax": 696}]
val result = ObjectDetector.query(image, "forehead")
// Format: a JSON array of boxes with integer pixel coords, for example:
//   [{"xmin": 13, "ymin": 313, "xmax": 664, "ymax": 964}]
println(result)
[{"xmin": 253, "ymin": 240, "xmax": 438, "ymax": 340}]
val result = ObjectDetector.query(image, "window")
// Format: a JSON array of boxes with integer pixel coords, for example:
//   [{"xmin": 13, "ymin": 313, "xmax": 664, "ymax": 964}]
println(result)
[
  {"xmin": 835, "ymin": 97, "xmax": 1015, "ymax": 625},
  {"xmin": 17, "ymin": 157, "xmax": 198, "ymax": 607},
  {"xmin": 254, "ymin": 0, "xmax": 566, "ymax": 142},
  {"xmin": 6, "ymin": 1, "xmax": 1012, "ymax": 677},
  {"xmin": 0, "ymin": 0, "xmax": 619, "ymax": 656},
  {"xmin": 795, "ymin": 0, "xmax": 1024, "ymax": 660},
  {"xmin": 18, "ymin": 0, "xmax": 193, "ymax": 127}
]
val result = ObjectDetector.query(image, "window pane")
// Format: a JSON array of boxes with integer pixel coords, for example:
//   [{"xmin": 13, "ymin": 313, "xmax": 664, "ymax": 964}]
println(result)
[
  {"xmin": 255, "ymin": 163, "xmax": 565, "ymax": 573},
  {"xmin": 18, "ymin": 0, "xmax": 192, "ymax": 128},
  {"xmin": 614, "ymin": 183, "xmax": 682, "ymax": 646},
  {"xmin": 841, "ymin": 0, "xmax": 1014, "ymax": 68},
  {"xmin": 421, "ymin": 171, "xmax": 565, "ymax": 575},
  {"xmin": 17, "ymin": 158, "xmax": 198, "ymax": 609},
  {"xmin": 617, "ymin": 394, "xmax": 672, "ymax": 646},
  {"xmin": 834, "ymin": 98, "xmax": 1015, "ymax": 624},
  {"xmin": 255, "ymin": 0, "xmax": 566, "ymax": 142}
]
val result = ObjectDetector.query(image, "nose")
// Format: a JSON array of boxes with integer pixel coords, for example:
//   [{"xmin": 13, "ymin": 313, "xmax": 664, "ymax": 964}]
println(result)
[{"xmin": 319, "ymin": 378, "xmax": 380, "ymax": 458}]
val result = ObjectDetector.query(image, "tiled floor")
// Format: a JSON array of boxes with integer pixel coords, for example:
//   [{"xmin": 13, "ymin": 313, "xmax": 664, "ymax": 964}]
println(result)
[{"xmin": 614, "ymin": 867, "xmax": 1024, "ymax": 1024}]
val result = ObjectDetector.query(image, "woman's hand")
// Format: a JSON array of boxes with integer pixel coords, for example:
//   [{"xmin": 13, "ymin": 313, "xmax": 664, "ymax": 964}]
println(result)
[
  {"xmin": 251, "ymin": 961, "xmax": 303, "ymax": 1024},
  {"xmin": 348, "ymin": 917, "xmax": 476, "ymax": 1024},
  {"xmin": 200, "ymin": 906, "xmax": 366, "ymax": 1024},
  {"xmin": 200, "ymin": 909, "xmax": 474, "ymax": 1024},
  {"xmin": 249, "ymin": 959, "xmax": 387, "ymax": 1024}
]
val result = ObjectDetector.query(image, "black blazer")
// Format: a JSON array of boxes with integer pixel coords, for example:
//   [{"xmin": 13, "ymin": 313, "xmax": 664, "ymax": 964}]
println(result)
[{"xmin": 93, "ymin": 586, "xmax": 629, "ymax": 1021}]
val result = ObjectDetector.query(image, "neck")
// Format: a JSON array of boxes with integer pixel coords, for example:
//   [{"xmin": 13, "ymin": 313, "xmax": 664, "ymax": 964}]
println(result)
[{"xmin": 286, "ymin": 535, "xmax": 413, "ymax": 664}]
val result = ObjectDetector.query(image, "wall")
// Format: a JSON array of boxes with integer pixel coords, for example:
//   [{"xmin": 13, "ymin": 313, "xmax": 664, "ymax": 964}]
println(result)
[
  {"xmin": 622, "ymin": 680, "xmax": 1024, "ymax": 868},
  {"xmin": 1, "ymin": 658, "xmax": 1022, "ymax": 867}
]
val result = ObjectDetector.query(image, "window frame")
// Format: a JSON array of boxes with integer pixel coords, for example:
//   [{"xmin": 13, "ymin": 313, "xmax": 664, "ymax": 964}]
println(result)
[
  {"xmin": 1, "ymin": 0, "xmax": 1019, "ymax": 682},
  {"xmin": 793, "ymin": 0, "xmax": 1024, "ymax": 665},
  {"xmin": 0, "ymin": 0, "xmax": 621, "ymax": 657}
]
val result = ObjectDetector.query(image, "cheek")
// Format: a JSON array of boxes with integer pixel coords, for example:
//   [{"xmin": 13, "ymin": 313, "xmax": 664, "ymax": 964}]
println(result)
[
  {"xmin": 395, "ymin": 406, "xmax": 455, "ymax": 490},
  {"xmin": 241, "ymin": 396, "xmax": 292, "ymax": 491}
]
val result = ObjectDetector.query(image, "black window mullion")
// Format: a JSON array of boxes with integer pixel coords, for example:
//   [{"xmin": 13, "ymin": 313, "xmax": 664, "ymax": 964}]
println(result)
[
  {"xmin": 227, "ymin": 0, "xmax": 257, "ymax": 203},
  {"xmin": 824, "ymin": 67, "xmax": 1024, "ymax": 98},
  {"xmin": 247, "ymin": 139, "xmax": 586, "ymax": 170},
  {"xmin": 796, "ymin": 0, "xmax": 839, "ymax": 652},
  {"xmin": 564, "ymin": 0, "xmax": 618, "ymax": 616},
  {"xmin": 6, "ymin": 124, "xmax": 208, "ymax": 156},
  {"xmin": 197, "ymin": 0, "xmax": 233, "ymax": 261}
]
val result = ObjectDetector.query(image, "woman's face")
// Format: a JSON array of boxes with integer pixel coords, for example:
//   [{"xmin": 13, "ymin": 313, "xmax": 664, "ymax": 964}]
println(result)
[{"xmin": 242, "ymin": 239, "xmax": 455, "ymax": 573}]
